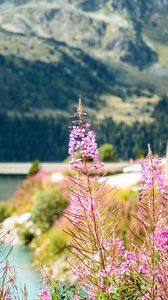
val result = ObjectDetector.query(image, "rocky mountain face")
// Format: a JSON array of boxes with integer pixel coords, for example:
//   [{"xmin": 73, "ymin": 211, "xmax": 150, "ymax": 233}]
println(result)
[
  {"xmin": 0, "ymin": 0, "xmax": 168, "ymax": 121},
  {"xmin": 1, "ymin": 0, "xmax": 168, "ymax": 66}
]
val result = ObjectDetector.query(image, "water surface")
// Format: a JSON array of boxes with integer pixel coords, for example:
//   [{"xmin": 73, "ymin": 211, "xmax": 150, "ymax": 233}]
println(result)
[
  {"xmin": 0, "ymin": 174, "xmax": 41, "ymax": 299},
  {"xmin": 0, "ymin": 175, "xmax": 25, "ymax": 201},
  {"xmin": 7, "ymin": 245, "xmax": 41, "ymax": 299}
]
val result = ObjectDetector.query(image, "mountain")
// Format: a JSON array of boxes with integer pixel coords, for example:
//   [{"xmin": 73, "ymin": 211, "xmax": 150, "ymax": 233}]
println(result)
[
  {"xmin": 0, "ymin": 0, "xmax": 168, "ymax": 120},
  {"xmin": 0, "ymin": 0, "xmax": 167, "ymax": 67},
  {"xmin": 0, "ymin": 0, "xmax": 167, "ymax": 161}
]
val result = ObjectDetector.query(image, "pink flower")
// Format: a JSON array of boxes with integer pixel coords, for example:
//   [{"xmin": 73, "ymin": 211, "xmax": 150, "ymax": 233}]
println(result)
[
  {"xmin": 68, "ymin": 108, "xmax": 99, "ymax": 170},
  {"xmin": 138, "ymin": 251, "xmax": 149, "ymax": 275},
  {"xmin": 70, "ymin": 192, "xmax": 95, "ymax": 221},
  {"xmin": 103, "ymin": 240, "xmax": 112, "ymax": 250},
  {"xmin": 111, "ymin": 236, "xmax": 125, "ymax": 254},
  {"xmin": 4, "ymin": 292, "xmax": 11, "ymax": 300},
  {"xmin": 138, "ymin": 155, "xmax": 168, "ymax": 202},
  {"xmin": 98, "ymin": 269, "xmax": 108, "ymax": 278},
  {"xmin": 73, "ymin": 265, "xmax": 89, "ymax": 277},
  {"xmin": 39, "ymin": 289, "xmax": 51, "ymax": 300},
  {"xmin": 155, "ymin": 227, "xmax": 168, "ymax": 252},
  {"xmin": 69, "ymin": 124, "xmax": 99, "ymax": 163}
]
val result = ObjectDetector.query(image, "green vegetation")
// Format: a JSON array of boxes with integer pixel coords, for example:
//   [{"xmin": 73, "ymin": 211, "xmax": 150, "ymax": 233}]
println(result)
[
  {"xmin": 0, "ymin": 97, "xmax": 167, "ymax": 162},
  {"xmin": 28, "ymin": 160, "xmax": 41, "ymax": 177},
  {"xmin": 0, "ymin": 43, "xmax": 113, "ymax": 113},
  {"xmin": 135, "ymin": 149, "xmax": 146, "ymax": 158},
  {"xmin": 50, "ymin": 281, "xmax": 89, "ymax": 300},
  {"xmin": 31, "ymin": 186, "xmax": 68, "ymax": 232},
  {"xmin": 99, "ymin": 143, "xmax": 116, "ymax": 162},
  {"xmin": 0, "ymin": 202, "xmax": 12, "ymax": 222},
  {"xmin": 31, "ymin": 228, "xmax": 71, "ymax": 274},
  {"xmin": 18, "ymin": 226, "xmax": 35, "ymax": 245},
  {"xmin": 50, "ymin": 282, "xmax": 87, "ymax": 300},
  {"xmin": 97, "ymin": 98, "xmax": 168, "ymax": 160},
  {"xmin": 48, "ymin": 230, "xmax": 68, "ymax": 257}
]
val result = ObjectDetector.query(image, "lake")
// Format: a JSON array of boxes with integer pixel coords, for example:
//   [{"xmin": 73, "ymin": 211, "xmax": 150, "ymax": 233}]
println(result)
[
  {"xmin": 0, "ymin": 174, "xmax": 25, "ymax": 201},
  {"xmin": 0, "ymin": 174, "xmax": 42, "ymax": 299}
]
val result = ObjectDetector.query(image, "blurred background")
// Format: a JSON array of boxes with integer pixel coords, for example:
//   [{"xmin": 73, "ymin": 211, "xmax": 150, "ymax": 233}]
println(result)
[{"xmin": 0, "ymin": 0, "xmax": 167, "ymax": 162}]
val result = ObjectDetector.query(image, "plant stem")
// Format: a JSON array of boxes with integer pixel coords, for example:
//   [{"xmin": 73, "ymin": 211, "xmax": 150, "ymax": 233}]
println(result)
[
  {"xmin": 78, "ymin": 113, "xmax": 110, "ymax": 299},
  {"xmin": 151, "ymin": 157, "xmax": 156, "ymax": 300}
]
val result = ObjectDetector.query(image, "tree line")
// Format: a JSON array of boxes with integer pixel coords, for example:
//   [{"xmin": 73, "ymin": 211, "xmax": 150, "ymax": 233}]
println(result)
[{"xmin": 0, "ymin": 99, "xmax": 167, "ymax": 162}]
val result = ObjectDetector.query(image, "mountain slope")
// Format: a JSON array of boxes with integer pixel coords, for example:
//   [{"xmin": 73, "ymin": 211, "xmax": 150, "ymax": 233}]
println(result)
[
  {"xmin": 0, "ymin": 0, "xmax": 168, "ymax": 121},
  {"xmin": 0, "ymin": 0, "xmax": 167, "ymax": 161},
  {"xmin": 0, "ymin": 30, "xmax": 165, "ymax": 123},
  {"xmin": 0, "ymin": 0, "xmax": 159, "ymax": 67}
]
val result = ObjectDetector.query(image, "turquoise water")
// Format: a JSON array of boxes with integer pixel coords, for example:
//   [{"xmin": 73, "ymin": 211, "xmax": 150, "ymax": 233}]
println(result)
[
  {"xmin": 2, "ymin": 245, "xmax": 41, "ymax": 299},
  {"xmin": 0, "ymin": 175, "xmax": 25, "ymax": 200},
  {"xmin": 9, "ymin": 246, "xmax": 41, "ymax": 299},
  {"xmin": 0, "ymin": 175, "xmax": 41, "ymax": 299}
]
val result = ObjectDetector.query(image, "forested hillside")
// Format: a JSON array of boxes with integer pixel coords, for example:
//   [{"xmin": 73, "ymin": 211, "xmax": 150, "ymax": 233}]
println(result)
[
  {"xmin": 0, "ymin": 0, "xmax": 168, "ymax": 160},
  {"xmin": 0, "ymin": 98, "xmax": 167, "ymax": 161}
]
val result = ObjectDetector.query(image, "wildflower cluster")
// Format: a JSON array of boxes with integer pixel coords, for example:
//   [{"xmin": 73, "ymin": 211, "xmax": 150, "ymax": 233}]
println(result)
[
  {"xmin": 39, "ymin": 289, "xmax": 51, "ymax": 300},
  {"xmin": 68, "ymin": 100, "xmax": 99, "ymax": 170},
  {"xmin": 66, "ymin": 103, "xmax": 168, "ymax": 299},
  {"xmin": 69, "ymin": 123, "xmax": 99, "ymax": 162},
  {"xmin": 139, "ymin": 148, "xmax": 168, "ymax": 202}
]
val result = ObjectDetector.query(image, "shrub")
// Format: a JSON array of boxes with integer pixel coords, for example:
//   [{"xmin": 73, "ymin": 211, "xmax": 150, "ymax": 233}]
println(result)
[
  {"xmin": 31, "ymin": 186, "xmax": 68, "ymax": 232},
  {"xmin": 135, "ymin": 149, "xmax": 146, "ymax": 158},
  {"xmin": 99, "ymin": 143, "xmax": 116, "ymax": 162},
  {"xmin": 48, "ymin": 230, "xmax": 67, "ymax": 257},
  {"xmin": 18, "ymin": 226, "xmax": 35, "ymax": 245},
  {"xmin": 31, "ymin": 228, "xmax": 70, "ymax": 268},
  {"xmin": 13, "ymin": 176, "xmax": 43, "ymax": 214},
  {"xmin": 0, "ymin": 202, "xmax": 12, "ymax": 222},
  {"xmin": 28, "ymin": 160, "xmax": 41, "ymax": 176}
]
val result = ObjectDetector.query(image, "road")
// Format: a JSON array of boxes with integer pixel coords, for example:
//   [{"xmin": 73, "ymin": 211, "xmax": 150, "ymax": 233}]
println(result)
[
  {"xmin": 0, "ymin": 162, "xmax": 129, "ymax": 175},
  {"xmin": 99, "ymin": 172, "xmax": 141, "ymax": 188}
]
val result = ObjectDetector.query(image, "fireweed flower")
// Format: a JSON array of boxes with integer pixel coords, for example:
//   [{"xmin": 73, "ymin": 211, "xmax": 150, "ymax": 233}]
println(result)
[
  {"xmin": 155, "ymin": 227, "xmax": 168, "ymax": 252},
  {"xmin": 138, "ymin": 146, "xmax": 168, "ymax": 202},
  {"xmin": 67, "ymin": 102, "xmax": 120, "ymax": 298},
  {"xmin": 70, "ymin": 192, "xmax": 89, "ymax": 217},
  {"xmin": 67, "ymin": 102, "xmax": 146, "ymax": 298},
  {"xmin": 73, "ymin": 296, "xmax": 81, "ymax": 300},
  {"xmin": 68, "ymin": 101, "xmax": 99, "ymax": 170},
  {"xmin": 39, "ymin": 289, "xmax": 51, "ymax": 300},
  {"xmin": 68, "ymin": 124, "xmax": 99, "ymax": 161},
  {"xmin": 4, "ymin": 292, "xmax": 11, "ymax": 300},
  {"xmin": 136, "ymin": 146, "xmax": 168, "ymax": 299},
  {"xmin": 67, "ymin": 105, "xmax": 168, "ymax": 299}
]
